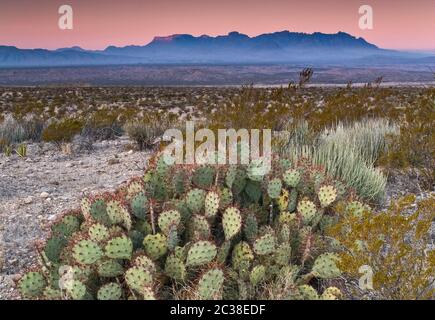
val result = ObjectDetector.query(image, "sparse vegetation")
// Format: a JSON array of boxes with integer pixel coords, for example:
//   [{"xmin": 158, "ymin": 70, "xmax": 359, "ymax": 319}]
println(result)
[{"xmin": 0, "ymin": 85, "xmax": 433, "ymax": 300}]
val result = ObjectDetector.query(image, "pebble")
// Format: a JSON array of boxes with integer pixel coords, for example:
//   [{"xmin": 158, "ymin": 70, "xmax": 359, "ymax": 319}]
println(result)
[
  {"xmin": 40, "ymin": 192, "xmax": 50, "ymax": 198},
  {"xmin": 23, "ymin": 197, "xmax": 33, "ymax": 204}
]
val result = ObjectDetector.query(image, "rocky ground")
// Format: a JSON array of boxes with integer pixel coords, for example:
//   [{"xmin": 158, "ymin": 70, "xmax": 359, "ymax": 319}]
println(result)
[{"xmin": 0, "ymin": 136, "xmax": 149, "ymax": 299}]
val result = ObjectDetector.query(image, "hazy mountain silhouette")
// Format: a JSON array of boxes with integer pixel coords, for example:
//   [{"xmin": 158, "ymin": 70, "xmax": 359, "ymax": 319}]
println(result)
[{"xmin": 0, "ymin": 31, "xmax": 432, "ymax": 67}]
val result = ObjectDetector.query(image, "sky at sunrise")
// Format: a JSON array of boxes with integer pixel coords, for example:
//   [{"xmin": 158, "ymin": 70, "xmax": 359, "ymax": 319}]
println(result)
[{"xmin": 0, "ymin": 0, "xmax": 434, "ymax": 51}]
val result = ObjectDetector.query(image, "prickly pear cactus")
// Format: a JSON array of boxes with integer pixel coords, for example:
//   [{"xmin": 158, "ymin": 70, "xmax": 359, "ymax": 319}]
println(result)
[
  {"xmin": 283, "ymin": 169, "xmax": 301, "ymax": 188},
  {"xmin": 88, "ymin": 223, "xmax": 110, "ymax": 242},
  {"xmin": 267, "ymin": 178, "xmax": 282, "ymax": 199},
  {"xmin": 130, "ymin": 192, "xmax": 148, "ymax": 219},
  {"xmin": 249, "ymin": 265, "xmax": 266, "ymax": 286},
  {"xmin": 97, "ymin": 283, "xmax": 123, "ymax": 300},
  {"xmin": 222, "ymin": 207, "xmax": 242, "ymax": 240},
  {"xmin": 204, "ymin": 191, "xmax": 220, "ymax": 219},
  {"xmin": 321, "ymin": 287, "xmax": 342, "ymax": 300},
  {"xmin": 125, "ymin": 266, "xmax": 153, "ymax": 293},
  {"xmin": 197, "ymin": 268, "xmax": 224, "ymax": 300},
  {"xmin": 18, "ymin": 154, "xmax": 356, "ymax": 300},
  {"xmin": 165, "ymin": 253, "xmax": 187, "ymax": 281},
  {"xmin": 186, "ymin": 241, "xmax": 217, "ymax": 267},
  {"xmin": 104, "ymin": 235, "xmax": 133, "ymax": 260},
  {"xmin": 143, "ymin": 233, "xmax": 168, "ymax": 260},
  {"xmin": 253, "ymin": 233, "xmax": 276, "ymax": 255},
  {"xmin": 318, "ymin": 185, "xmax": 337, "ymax": 208},
  {"xmin": 72, "ymin": 239, "xmax": 103, "ymax": 265},
  {"xmin": 18, "ymin": 272, "xmax": 46, "ymax": 298},
  {"xmin": 158, "ymin": 210, "xmax": 181, "ymax": 234},
  {"xmin": 297, "ymin": 199, "xmax": 317, "ymax": 224},
  {"xmin": 186, "ymin": 188, "xmax": 206, "ymax": 214},
  {"xmin": 311, "ymin": 253, "xmax": 341, "ymax": 279}
]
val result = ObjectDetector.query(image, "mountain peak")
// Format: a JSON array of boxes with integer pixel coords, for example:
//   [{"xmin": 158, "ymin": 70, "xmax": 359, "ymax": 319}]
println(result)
[{"xmin": 0, "ymin": 30, "xmax": 385, "ymax": 66}]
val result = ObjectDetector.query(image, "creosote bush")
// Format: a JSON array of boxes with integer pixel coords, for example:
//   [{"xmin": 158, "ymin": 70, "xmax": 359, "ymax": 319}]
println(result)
[
  {"xmin": 41, "ymin": 118, "xmax": 84, "ymax": 147},
  {"xmin": 327, "ymin": 194, "xmax": 434, "ymax": 300}
]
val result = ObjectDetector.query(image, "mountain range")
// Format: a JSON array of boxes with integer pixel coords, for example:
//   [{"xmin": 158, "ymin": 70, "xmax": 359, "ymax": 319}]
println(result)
[{"xmin": 0, "ymin": 31, "xmax": 434, "ymax": 67}]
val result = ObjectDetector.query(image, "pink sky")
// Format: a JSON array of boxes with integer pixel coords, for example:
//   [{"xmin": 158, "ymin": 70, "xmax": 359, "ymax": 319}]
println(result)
[{"xmin": 0, "ymin": 0, "xmax": 434, "ymax": 50}]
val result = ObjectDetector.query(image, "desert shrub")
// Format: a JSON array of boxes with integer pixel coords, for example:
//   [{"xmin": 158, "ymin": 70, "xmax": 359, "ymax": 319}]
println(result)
[
  {"xmin": 124, "ymin": 115, "xmax": 172, "ymax": 150},
  {"xmin": 209, "ymin": 85, "xmax": 291, "ymax": 131},
  {"xmin": 327, "ymin": 194, "xmax": 434, "ymax": 300},
  {"xmin": 82, "ymin": 110, "xmax": 123, "ymax": 141},
  {"xmin": 41, "ymin": 118, "xmax": 84, "ymax": 147},
  {"xmin": 18, "ymin": 155, "xmax": 354, "ymax": 300},
  {"xmin": 378, "ymin": 91, "xmax": 435, "ymax": 188}
]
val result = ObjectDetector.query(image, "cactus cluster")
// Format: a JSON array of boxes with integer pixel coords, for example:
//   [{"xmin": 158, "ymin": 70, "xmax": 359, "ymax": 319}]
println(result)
[{"xmin": 19, "ymin": 155, "xmax": 355, "ymax": 300}]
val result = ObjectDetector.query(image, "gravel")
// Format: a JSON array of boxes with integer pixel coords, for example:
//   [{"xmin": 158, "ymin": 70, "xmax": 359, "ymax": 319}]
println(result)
[{"xmin": 0, "ymin": 136, "xmax": 148, "ymax": 299}]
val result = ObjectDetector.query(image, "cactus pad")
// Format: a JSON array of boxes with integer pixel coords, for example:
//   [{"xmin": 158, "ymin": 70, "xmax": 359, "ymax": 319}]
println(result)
[
  {"xmin": 249, "ymin": 265, "xmax": 266, "ymax": 286},
  {"xmin": 72, "ymin": 239, "xmax": 103, "ymax": 265},
  {"xmin": 19, "ymin": 272, "xmax": 46, "ymax": 298},
  {"xmin": 143, "ymin": 233, "xmax": 168, "ymax": 260},
  {"xmin": 232, "ymin": 242, "xmax": 254, "ymax": 271},
  {"xmin": 297, "ymin": 285, "xmax": 319, "ymax": 300},
  {"xmin": 186, "ymin": 188, "xmax": 206, "ymax": 214},
  {"xmin": 186, "ymin": 241, "xmax": 217, "ymax": 267},
  {"xmin": 267, "ymin": 178, "xmax": 282, "ymax": 199},
  {"xmin": 297, "ymin": 199, "xmax": 317, "ymax": 224},
  {"xmin": 204, "ymin": 191, "xmax": 220, "ymax": 219},
  {"xmin": 192, "ymin": 166, "xmax": 215, "ymax": 189},
  {"xmin": 197, "ymin": 268, "xmax": 224, "ymax": 300},
  {"xmin": 97, "ymin": 283, "xmax": 123, "ymax": 300},
  {"xmin": 318, "ymin": 185, "xmax": 337, "ymax": 208},
  {"xmin": 158, "ymin": 210, "xmax": 181, "ymax": 234},
  {"xmin": 165, "ymin": 253, "xmax": 187, "ymax": 281},
  {"xmin": 88, "ymin": 223, "xmax": 110, "ymax": 242},
  {"xmin": 89, "ymin": 199, "xmax": 111, "ymax": 226},
  {"xmin": 219, "ymin": 188, "xmax": 233, "ymax": 209},
  {"xmin": 187, "ymin": 214, "xmax": 211, "ymax": 241},
  {"xmin": 283, "ymin": 169, "xmax": 301, "ymax": 188},
  {"xmin": 130, "ymin": 192, "xmax": 149, "ymax": 220},
  {"xmin": 222, "ymin": 207, "xmax": 242, "ymax": 240},
  {"xmin": 64, "ymin": 279, "xmax": 87, "ymax": 300},
  {"xmin": 277, "ymin": 189, "xmax": 289, "ymax": 212},
  {"xmin": 253, "ymin": 233, "xmax": 276, "ymax": 255},
  {"xmin": 321, "ymin": 287, "xmax": 342, "ymax": 300},
  {"xmin": 104, "ymin": 235, "xmax": 133, "ymax": 260},
  {"xmin": 125, "ymin": 266, "xmax": 153, "ymax": 293},
  {"xmin": 133, "ymin": 255, "xmax": 157, "ymax": 273},
  {"xmin": 311, "ymin": 253, "xmax": 341, "ymax": 279},
  {"xmin": 97, "ymin": 259, "xmax": 124, "ymax": 277},
  {"xmin": 106, "ymin": 200, "xmax": 132, "ymax": 230}
]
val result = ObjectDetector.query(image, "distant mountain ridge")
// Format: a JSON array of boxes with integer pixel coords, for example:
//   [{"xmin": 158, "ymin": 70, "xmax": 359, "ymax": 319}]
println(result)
[{"xmin": 0, "ymin": 31, "xmax": 433, "ymax": 67}]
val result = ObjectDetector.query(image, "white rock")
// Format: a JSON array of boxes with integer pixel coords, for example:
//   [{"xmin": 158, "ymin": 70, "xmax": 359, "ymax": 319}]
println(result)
[
  {"xmin": 23, "ymin": 196, "xmax": 33, "ymax": 204},
  {"xmin": 40, "ymin": 192, "xmax": 50, "ymax": 198}
]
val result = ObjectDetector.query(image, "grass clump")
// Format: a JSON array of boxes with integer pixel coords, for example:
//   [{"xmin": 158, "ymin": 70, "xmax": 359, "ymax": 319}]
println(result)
[
  {"xmin": 124, "ymin": 114, "xmax": 173, "ymax": 151},
  {"xmin": 276, "ymin": 119, "xmax": 398, "ymax": 202}
]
